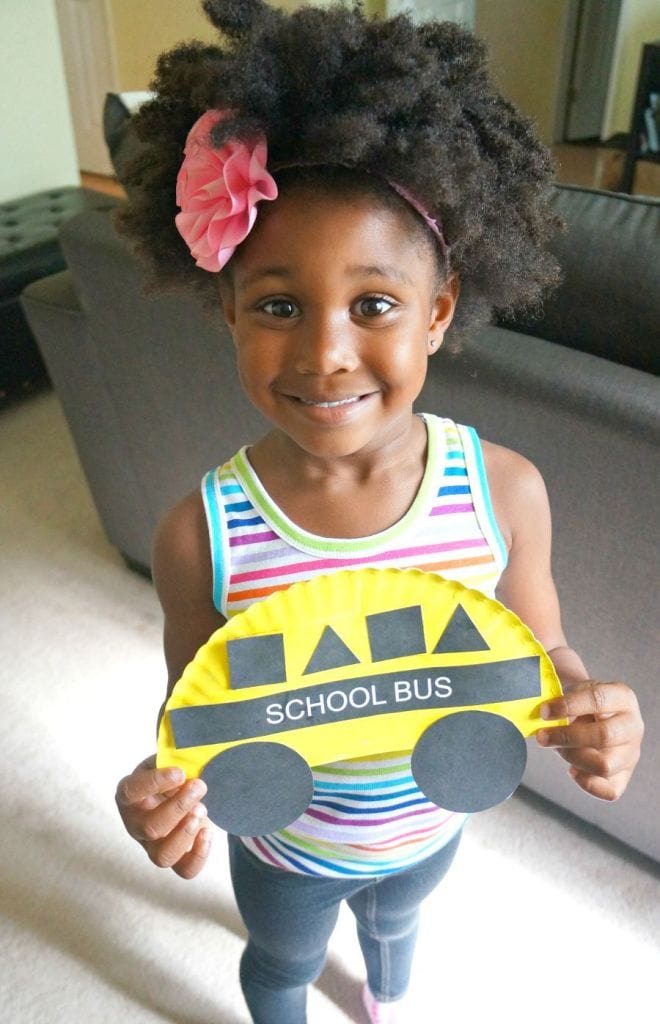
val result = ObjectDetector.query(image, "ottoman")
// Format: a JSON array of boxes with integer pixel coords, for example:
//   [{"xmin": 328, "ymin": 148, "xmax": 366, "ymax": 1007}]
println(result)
[{"xmin": 0, "ymin": 186, "xmax": 119, "ymax": 402}]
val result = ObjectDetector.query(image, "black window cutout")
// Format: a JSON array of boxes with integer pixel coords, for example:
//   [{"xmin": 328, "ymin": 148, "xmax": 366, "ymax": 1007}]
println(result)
[
  {"xmin": 303, "ymin": 625, "xmax": 360, "ymax": 675},
  {"xmin": 366, "ymin": 605, "xmax": 426, "ymax": 662},
  {"xmin": 227, "ymin": 633, "xmax": 286, "ymax": 688},
  {"xmin": 433, "ymin": 604, "xmax": 490, "ymax": 654}
]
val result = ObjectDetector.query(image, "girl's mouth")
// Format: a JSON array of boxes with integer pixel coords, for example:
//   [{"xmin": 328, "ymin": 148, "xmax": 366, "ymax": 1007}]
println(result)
[{"xmin": 297, "ymin": 396, "xmax": 361, "ymax": 408}]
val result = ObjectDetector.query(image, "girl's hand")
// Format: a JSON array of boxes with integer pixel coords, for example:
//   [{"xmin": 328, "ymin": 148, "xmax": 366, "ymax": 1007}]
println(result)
[
  {"xmin": 537, "ymin": 681, "xmax": 644, "ymax": 801},
  {"xmin": 115, "ymin": 756, "xmax": 212, "ymax": 878}
]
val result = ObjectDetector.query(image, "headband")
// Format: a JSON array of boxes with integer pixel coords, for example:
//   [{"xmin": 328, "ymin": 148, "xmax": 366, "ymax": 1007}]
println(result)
[{"xmin": 175, "ymin": 109, "xmax": 449, "ymax": 272}]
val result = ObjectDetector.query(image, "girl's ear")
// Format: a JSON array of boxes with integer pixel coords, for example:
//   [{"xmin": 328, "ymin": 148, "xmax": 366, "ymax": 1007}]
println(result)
[
  {"xmin": 428, "ymin": 273, "xmax": 460, "ymax": 353},
  {"xmin": 218, "ymin": 276, "xmax": 236, "ymax": 333}
]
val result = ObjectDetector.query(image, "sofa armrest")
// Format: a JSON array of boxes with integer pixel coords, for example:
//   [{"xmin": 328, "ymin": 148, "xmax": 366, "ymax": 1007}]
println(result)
[
  {"xmin": 418, "ymin": 326, "xmax": 660, "ymax": 861},
  {"xmin": 30, "ymin": 209, "xmax": 268, "ymax": 571},
  {"xmin": 21, "ymin": 271, "xmax": 151, "ymax": 568},
  {"xmin": 437, "ymin": 322, "xmax": 659, "ymax": 438},
  {"xmin": 498, "ymin": 185, "xmax": 660, "ymax": 374}
]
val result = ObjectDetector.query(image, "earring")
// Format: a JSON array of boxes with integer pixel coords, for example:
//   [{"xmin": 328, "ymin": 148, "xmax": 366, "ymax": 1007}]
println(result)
[{"xmin": 429, "ymin": 337, "xmax": 436, "ymax": 349}]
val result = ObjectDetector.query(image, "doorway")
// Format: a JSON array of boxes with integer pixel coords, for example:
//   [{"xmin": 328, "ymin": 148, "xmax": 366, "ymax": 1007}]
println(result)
[
  {"xmin": 55, "ymin": 0, "xmax": 119, "ymax": 175},
  {"xmin": 558, "ymin": 0, "xmax": 623, "ymax": 142}
]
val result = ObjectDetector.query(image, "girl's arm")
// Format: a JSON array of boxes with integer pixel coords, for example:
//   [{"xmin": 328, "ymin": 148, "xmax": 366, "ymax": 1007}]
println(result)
[
  {"xmin": 115, "ymin": 491, "xmax": 226, "ymax": 878},
  {"xmin": 485, "ymin": 442, "xmax": 643, "ymax": 802}
]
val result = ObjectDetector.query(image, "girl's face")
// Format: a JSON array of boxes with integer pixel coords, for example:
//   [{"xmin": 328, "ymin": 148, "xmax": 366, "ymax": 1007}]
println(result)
[{"xmin": 220, "ymin": 191, "xmax": 458, "ymax": 463}]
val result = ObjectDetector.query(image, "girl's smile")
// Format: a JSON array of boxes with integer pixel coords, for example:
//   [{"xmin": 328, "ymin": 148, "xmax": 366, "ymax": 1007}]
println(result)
[
  {"xmin": 219, "ymin": 191, "xmax": 458, "ymax": 467},
  {"xmin": 286, "ymin": 391, "xmax": 374, "ymax": 421}
]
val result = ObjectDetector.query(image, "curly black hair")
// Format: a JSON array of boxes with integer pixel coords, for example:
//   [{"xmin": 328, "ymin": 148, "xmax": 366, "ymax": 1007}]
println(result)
[{"xmin": 117, "ymin": 0, "xmax": 561, "ymax": 341}]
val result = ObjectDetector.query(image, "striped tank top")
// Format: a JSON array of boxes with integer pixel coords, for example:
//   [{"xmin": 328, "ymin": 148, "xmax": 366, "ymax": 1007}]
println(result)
[{"xmin": 201, "ymin": 415, "xmax": 508, "ymax": 877}]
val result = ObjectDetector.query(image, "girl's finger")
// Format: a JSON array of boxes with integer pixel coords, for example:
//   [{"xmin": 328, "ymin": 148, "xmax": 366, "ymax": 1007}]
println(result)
[
  {"xmin": 145, "ymin": 808, "xmax": 208, "ymax": 868},
  {"xmin": 549, "ymin": 743, "xmax": 636, "ymax": 779},
  {"xmin": 536, "ymin": 713, "xmax": 632, "ymax": 751},
  {"xmin": 139, "ymin": 781, "xmax": 207, "ymax": 843},
  {"xmin": 116, "ymin": 766, "xmax": 185, "ymax": 807},
  {"xmin": 541, "ymin": 681, "xmax": 636, "ymax": 723},
  {"xmin": 172, "ymin": 827, "xmax": 213, "ymax": 880},
  {"xmin": 567, "ymin": 768, "xmax": 629, "ymax": 802}
]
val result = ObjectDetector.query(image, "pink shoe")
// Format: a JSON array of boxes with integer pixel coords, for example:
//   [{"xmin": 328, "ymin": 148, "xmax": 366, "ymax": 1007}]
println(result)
[{"xmin": 361, "ymin": 983, "xmax": 405, "ymax": 1024}]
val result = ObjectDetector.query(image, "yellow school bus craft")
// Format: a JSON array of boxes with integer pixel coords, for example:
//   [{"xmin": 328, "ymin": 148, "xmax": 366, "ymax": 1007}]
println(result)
[{"xmin": 157, "ymin": 568, "xmax": 565, "ymax": 836}]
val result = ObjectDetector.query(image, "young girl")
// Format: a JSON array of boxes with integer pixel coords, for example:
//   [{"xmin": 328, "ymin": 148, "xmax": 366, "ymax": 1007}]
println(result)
[{"xmin": 115, "ymin": 3, "xmax": 643, "ymax": 1021}]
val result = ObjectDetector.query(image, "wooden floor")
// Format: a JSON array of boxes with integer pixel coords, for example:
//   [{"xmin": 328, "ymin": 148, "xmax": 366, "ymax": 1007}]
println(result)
[
  {"xmin": 81, "ymin": 144, "xmax": 660, "ymax": 199},
  {"xmin": 552, "ymin": 143, "xmax": 660, "ymax": 196},
  {"xmin": 81, "ymin": 171, "xmax": 126, "ymax": 198}
]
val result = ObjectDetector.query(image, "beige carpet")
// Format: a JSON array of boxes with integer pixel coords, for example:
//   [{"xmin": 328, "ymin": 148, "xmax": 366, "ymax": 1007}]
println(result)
[{"xmin": 1, "ymin": 391, "xmax": 658, "ymax": 1024}]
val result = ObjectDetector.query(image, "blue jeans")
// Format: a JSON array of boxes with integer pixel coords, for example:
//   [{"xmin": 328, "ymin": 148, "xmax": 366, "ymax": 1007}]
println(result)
[{"xmin": 228, "ymin": 830, "xmax": 462, "ymax": 1024}]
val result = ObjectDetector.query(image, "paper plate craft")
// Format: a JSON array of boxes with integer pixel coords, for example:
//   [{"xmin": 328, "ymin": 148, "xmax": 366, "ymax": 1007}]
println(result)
[{"xmin": 157, "ymin": 568, "xmax": 566, "ymax": 836}]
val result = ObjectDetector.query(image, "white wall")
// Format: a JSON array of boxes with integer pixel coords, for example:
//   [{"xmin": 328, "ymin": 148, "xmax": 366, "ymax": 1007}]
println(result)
[
  {"xmin": 0, "ymin": 0, "xmax": 79, "ymax": 203},
  {"xmin": 603, "ymin": 0, "xmax": 660, "ymax": 138},
  {"xmin": 475, "ymin": 0, "xmax": 568, "ymax": 145}
]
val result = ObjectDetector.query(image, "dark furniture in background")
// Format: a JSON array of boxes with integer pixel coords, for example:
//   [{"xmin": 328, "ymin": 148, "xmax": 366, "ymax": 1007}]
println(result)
[
  {"xmin": 621, "ymin": 40, "xmax": 660, "ymax": 193},
  {"xmin": 0, "ymin": 187, "xmax": 118, "ymax": 403},
  {"xmin": 20, "ymin": 181, "xmax": 660, "ymax": 865}
]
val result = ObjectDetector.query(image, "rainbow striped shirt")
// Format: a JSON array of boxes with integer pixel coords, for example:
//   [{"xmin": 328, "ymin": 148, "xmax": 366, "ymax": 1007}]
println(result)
[{"xmin": 201, "ymin": 415, "xmax": 508, "ymax": 876}]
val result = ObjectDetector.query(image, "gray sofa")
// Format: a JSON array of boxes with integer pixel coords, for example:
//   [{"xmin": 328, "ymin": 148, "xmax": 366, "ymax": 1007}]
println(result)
[{"xmin": 21, "ymin": 184, "xmax": 660, "ymax": 865}]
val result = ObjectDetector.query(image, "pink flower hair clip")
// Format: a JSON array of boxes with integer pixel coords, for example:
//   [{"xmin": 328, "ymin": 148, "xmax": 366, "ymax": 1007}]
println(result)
[
  {"xmin": 175, "ymin": 109, "xmax": 278, "ymax": 272},
  {"xmin": 175, "ymin": 109, "xmax": 449, "ymax": 272}
]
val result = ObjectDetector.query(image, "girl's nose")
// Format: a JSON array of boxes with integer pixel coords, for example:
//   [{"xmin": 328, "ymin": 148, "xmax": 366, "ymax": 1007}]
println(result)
[{"xmin": 292, "ymin": 315, "xmax": 359, "ymax": 375}]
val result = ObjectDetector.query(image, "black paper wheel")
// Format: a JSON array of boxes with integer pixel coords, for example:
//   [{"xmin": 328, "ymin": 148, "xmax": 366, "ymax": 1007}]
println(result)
[
  {"xmin": 200, "ymin": 741, "xmax": 314, "ymax": 836},
  {"xmin": 411, "ymin": 710, "xmax": 528, "ymax": 813}
]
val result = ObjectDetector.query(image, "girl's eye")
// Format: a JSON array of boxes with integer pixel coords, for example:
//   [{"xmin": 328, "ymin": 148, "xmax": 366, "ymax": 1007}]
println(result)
[
  {"xmin": 259, "ymin": 298, "xmax": 300, "ymax": 318},
  {"xmin": 354, "ymin": 296, "xmax": 395, "ymax": 317}
]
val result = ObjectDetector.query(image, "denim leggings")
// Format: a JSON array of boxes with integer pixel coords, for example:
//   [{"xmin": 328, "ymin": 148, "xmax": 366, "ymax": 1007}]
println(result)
[{"xmin": 228, "ymin": 830, "xmax": 462, "ymax": 1024}]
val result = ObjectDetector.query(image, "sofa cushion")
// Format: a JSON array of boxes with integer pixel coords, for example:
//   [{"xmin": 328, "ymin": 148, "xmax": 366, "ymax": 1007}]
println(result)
[
  {"xmin": 0, "ymin": 188, "xmax": 120, "ymax": 400},
  {"xmin": 497, "ymin": 184, "xmax": 659, "ymax": 374},
  {"xmin": 0, "ymin": 187, "xmax": 119, "ymax": 300}
]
